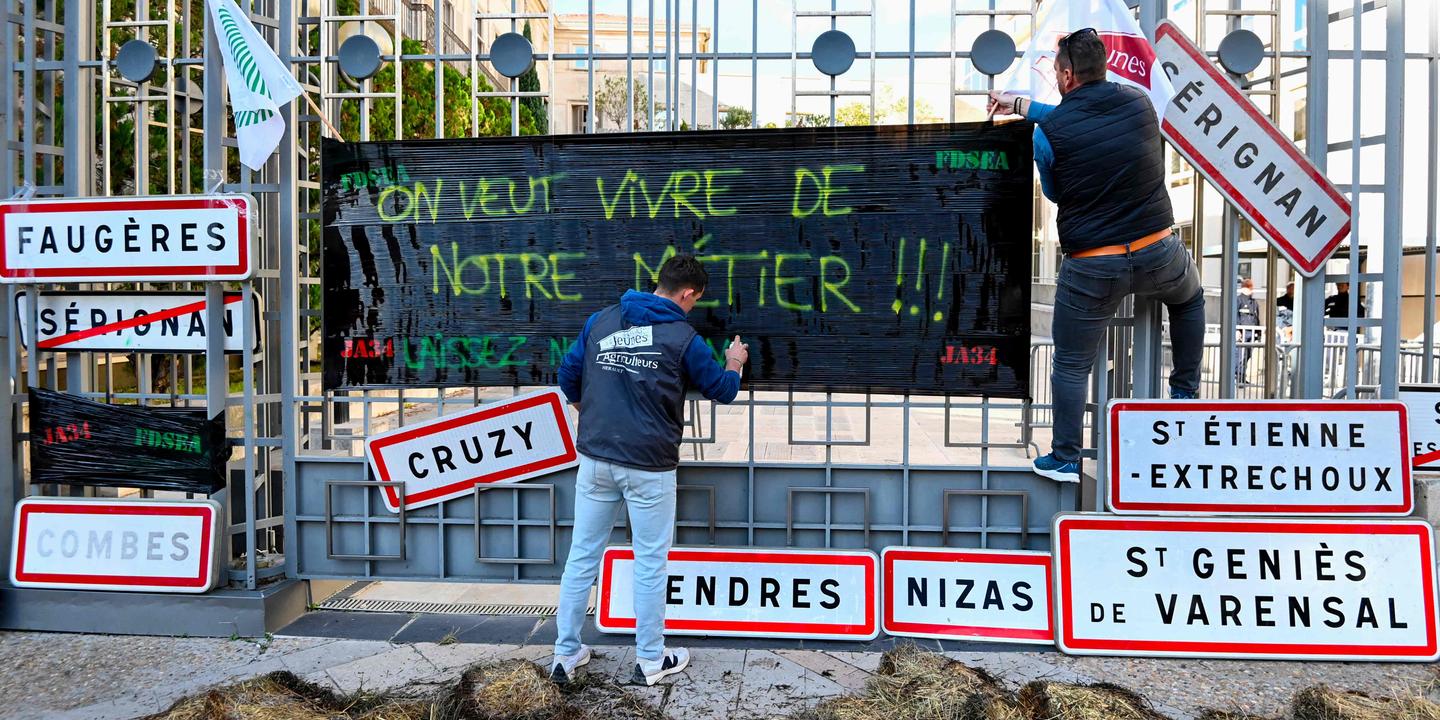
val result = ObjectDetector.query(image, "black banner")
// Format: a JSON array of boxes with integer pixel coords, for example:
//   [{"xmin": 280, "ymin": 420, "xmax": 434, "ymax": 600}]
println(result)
[
  {"xmin": 323, "ymin": 122, "xmax": 1033, "ymax": 396},
  {"xmin": 29, "ymin": 388, "xmax": 229, "ymax": 494}
]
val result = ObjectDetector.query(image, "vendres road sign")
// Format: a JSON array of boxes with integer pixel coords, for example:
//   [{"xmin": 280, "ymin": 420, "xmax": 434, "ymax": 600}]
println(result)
[
  {"xmin": 597, "ymin": 546, "xmax": 879, "ymax": 641},
  {"xmin": 0, "ymin": 195, "xmax": 254, "ymax": 283},
  {"xmin": 1053, "ymin": 515, "xmax": 1439, "ymax": 661},
  {"xmin": 17, "ymin": 291, "xmax": 260, "ymax": 353},
  {"xmin": 10, "ymin": 497, "xmax": 222, "ymax": 593},
  {"xmin": 365, "ymin": 388, "xmax": 577, "ymax": 512},
  {"xmin": 1108, "ymin": 400, "xmax": 1411, "ymax": 515},
  {"xmin": 881, "ymin": 547, "xmax": 1053, "ymax": 645},
  {"xmin": 1154, "ymin": 20, "xmax": 1349, "ymax": 277},
  {"xmin": 1398, "ymin": 385, "xmax": 1440, "ymax": 470}
]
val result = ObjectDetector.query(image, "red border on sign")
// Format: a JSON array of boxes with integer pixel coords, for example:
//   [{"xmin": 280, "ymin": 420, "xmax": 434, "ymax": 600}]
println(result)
[
  {"xmin": 1056, "ymin": 516, "xmax": 1439, "ymax": 657},
  {"xmin": 0, "ymin": 197, "xmax": 251, "ymax": 280},
  {"xmin": 881, "ymin": 548, "xmax": 1053, "ymax": 642},
  {"xmin": 13, "ymin": 502, "xmax": 214, "ymax": 588},
  {"xmin": 1156, "ymin": 21, "xmax": 1350, "ymax": 277},
  {"xmin": 369, "ymin": 391, "xmax": 577, "ymax": 510},
  {"xmin": 599, "ymin": 547, "xmax": 878, "ymax": 637},
  {"xmin": 1108, "ymin": 401, "xmax": 1412, "ymax": 514}
]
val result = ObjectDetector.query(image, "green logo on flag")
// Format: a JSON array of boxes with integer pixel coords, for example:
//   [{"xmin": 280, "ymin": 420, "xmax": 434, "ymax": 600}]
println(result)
[{"xmin": 216, "ymin": 4, "xmax": 274, "ymax": 129}]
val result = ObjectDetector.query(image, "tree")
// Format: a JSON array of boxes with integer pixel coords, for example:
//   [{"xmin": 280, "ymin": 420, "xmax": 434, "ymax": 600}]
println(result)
[
  {"xmin": 787, "ymin": 113, "xmax": 831, "ymax": 128},
  {"xmin": 593, "ymin": 75, "xmax": 650, "ymax": 131},
  {"xmin": 520, "ymin": 22, "xmax": 548, "ymax": 132},
  {"xmin": 338, "ymin": 38, "xmax": 542, "ymax": 140},
  {"xmin": 835, "ymin": 86, "xmax": 942, "ymax": 127},
  {"xmin": 720, "ymin": 106, "xmax": 752, "ymax": 130}
]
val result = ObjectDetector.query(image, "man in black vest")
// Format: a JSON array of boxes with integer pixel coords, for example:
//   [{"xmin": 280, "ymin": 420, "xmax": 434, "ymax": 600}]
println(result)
[
  {"xmin": 990, "ymin": 28, "xmax": 1205, "ymax": 484},
  {"xmin": 550, "ymin": 254, "xmax": 748, "ymax": 687}
]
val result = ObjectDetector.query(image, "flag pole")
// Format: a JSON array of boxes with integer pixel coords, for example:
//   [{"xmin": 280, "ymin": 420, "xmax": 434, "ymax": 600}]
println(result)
[{"xmin": 303, "ymin": 92, "xmax": 344, "ymax": 141}]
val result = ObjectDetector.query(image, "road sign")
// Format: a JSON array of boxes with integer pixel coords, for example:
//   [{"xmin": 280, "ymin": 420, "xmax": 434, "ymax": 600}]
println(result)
[
  {"xmin": 17, "ymin": 291, "xmax": 260, "ymax": 353},
  {"xmin": 1399, "ymin": 385, "xmax": 1440, "ymax": 470},
  {"xmin": 596, "ymin": 546, "xmax": 879, "ymax": 641},
  {"xmin": 1108, "ymin": 400, "xmax": 1411, "ymax": 515},
  {"xmin": 10, "ymin": 497, "xmax": 222, "ymax": 593},
  {"xmin": 881, "ymin": 547, "xmax": 1052, "ymax": 644},
  {"xmin": 0, "ymin": 194, "xmax": 254, "ymax": 283},
  {"xmin": 1154, "ymin": 20, "xmax": 1349, "ymax": 277},
  {"xmin": 1053, "ymin": 514, "xmax": 1439, "ymax": 661},
  {"xmin": 365, "ymin": 388, "xmax": 577, "ymax": 512}
]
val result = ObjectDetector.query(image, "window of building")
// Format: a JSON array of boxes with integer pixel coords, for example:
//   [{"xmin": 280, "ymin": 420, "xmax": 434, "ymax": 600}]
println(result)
[
  {"xmin": 1293, "ymin": 97, "xmax": 1308, "ymax": 144},
  {"xmin": 573, "ymin": 44, "xmax": 589, "ymax": 69},
  {"xmin": 443, "ymin": 0, "xmax": 453, "ymax": 31},
  {"xmin": 573, "ymin": 104, "xmax": 589, "ymax": 132}
]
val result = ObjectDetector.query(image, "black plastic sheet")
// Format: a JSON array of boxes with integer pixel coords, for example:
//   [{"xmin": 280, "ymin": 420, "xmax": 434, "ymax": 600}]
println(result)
[
  {"xmin": 28, "ymin": 387, "xmax": 229, "ymax": 493},
  {"xmin": 323, "ymin": 122, "xmax": 1034, "ymax": 397}
]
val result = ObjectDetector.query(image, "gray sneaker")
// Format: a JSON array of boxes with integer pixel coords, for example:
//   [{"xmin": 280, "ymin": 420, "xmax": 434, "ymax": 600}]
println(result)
[
  {"xmin": 631, "ymin": 647, "xmax": 689, "ymax": 686},
  {"xmin": 550, "ymin": 644, "xmax": 591, "ymax": 685}
]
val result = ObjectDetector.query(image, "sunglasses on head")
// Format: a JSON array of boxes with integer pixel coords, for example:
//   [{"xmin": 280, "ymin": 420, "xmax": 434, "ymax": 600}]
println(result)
[{"xmin": 1058, "ymin": 27, "xmax": 1098, "ymax": 75}]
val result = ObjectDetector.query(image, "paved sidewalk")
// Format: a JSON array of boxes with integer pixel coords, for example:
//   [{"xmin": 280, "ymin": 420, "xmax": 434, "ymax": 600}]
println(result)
[{"xmin": 2, "ymin": 613, "xmax": 1435, "ymax": 720}]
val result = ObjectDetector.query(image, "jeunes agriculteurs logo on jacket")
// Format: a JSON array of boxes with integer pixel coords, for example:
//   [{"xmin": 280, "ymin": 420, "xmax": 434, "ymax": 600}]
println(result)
[{"xmin": 595, "ymin": 326, "xmax": 661, "ymax": 374}]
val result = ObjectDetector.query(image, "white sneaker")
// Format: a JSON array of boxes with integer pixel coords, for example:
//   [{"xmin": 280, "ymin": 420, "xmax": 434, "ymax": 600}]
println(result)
[
  {"xmin": 550, "ymin": 644, "xmax": 591, "ymax": 684},
  {"xmin": 631, "ymin": 647, "xmax": 689, "ymax": 686}
]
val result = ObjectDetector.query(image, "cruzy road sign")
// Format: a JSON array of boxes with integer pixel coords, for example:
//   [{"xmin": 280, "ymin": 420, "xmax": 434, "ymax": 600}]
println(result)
[
  {"xmin": 0, "ymin": 194, "xmax": 254, "ymax": 283},
  {"xmin": 882, "ymin": 547, "xmax": 1053, "ymax": 644},
  {"xmin": 1154, "ymin": 20, "xmax": 1350, "ymax": 277},
  {"xmin": 10, "ymin": 497, "xmax": 222, "ymax": 593},
  {"xmin": 365, "ymin": 388, "xmax": 577, "ymax": 512},
  {"xmin": 597, "ymin": 546, "xmax": 879, "ymax": 641},
  {"xmin": 1053, "ymin": 514, "xmax": 1439, "ymax": 662},
  {"xmin": 1108, "ymin": 400, "xmax": 1411, "ymax": 515},
  {"xmin": 1398, "ymin": 385, "xmax": 1440, "ymax": 470},
  {"xmin": 17, "ymin": 291, "xmax": 260, "ymax": 353}
]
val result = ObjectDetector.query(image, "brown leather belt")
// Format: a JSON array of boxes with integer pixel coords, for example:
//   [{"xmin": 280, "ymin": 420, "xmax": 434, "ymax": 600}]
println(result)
[{"xmin": 1067, "ymin": 228, "xmax": 1171, "ymax": 259}]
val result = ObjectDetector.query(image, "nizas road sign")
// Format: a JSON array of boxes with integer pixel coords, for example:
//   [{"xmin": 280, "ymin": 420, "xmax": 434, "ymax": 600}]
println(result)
[
  {"xmin": 0, "ymin": 194, "xmax": 254, "ymax": 283},
  {"xmin": 1108, "ymin": 400, "xmax": 1411, "ymax": 515},
  {"xmin": 365, "ymin": 388, "xmax": 577, "ymax": 512},
  {"xmin": 1053, "ymin": 514, "xmax": 1439, "ymax": 661},
  {"xmin": 1154, "ymin": 20, "xmax": 1350, "ymax": 277},
  {"xmin": 597, "ymin": 546, "xmax": 879, "ymax": 641},
  {"xmin": 882, "ymin": 547, "xmax": 1053, "ymax": 644},
  {"xmin": 10, "ymin": 497, "xmax": 222, "ymax": 593}
]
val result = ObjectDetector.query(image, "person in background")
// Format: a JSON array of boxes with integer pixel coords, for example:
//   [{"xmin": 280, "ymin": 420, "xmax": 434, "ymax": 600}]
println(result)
[
  {"xmin": 988, "ymin": 28, "xmax": 1205, "ymax": 485},
  {"xmin": 551, "ymin": 254, "xmax": 749, "ymax": 687},
  {"xmin": 1235, "ymin": 277, "xmax": 1261, "ymax": 386},
  {"xmin": 1276, "ymin": 281, "xmax": 1295, "ymax": 311},
  {"xmin": 1325, "ymin": 282, "xmax": 1364, "ymax": 319}
]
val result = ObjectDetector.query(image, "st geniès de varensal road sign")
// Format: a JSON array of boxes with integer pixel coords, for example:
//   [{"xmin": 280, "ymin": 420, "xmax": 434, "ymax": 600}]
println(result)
[
  {"xmin": 365, "ymin": 388, "xmax": 577, "ymax": 512},
  {"xmin": 17, "ymin": 290, "xmax": 260, "ymax": 354},
  {"xmin": 10, "ymin": 497, "xmax": 223, "ymax": 593},
  {"xmin": 1053, "ymin": 514, "xmax": 1439, "ymax": 662},
  {"xmin": 881, "ymin": 547, "xmax": 1053, "ymax": 645},
  {"xmin": 596, "ymin": 546, "xmax": 879, "ymax": 641},
  {"xmin": 0, "ymin": 194, "xmax": 254, "ymax": 283},
  {"xmin": 1154, "ymin": 20, "xmax": 1350, "ymax": 277},
  {"xmin": 1398, "ymin": 385, "xmax": 1440, "ymax": 470},
  {"xmin": 1108, "ymin": 400, "xmax": 1411, "ymax": 515}
]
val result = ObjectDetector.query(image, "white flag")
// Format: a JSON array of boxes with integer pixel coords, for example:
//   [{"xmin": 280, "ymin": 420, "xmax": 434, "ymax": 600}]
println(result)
[
  {"xmin": 999, "ymin": 0, "xmax": 1175, "ymax": 119},
  {"xmin": 206, "ymin": 0, "xmax": 303, "ymax": 170}
]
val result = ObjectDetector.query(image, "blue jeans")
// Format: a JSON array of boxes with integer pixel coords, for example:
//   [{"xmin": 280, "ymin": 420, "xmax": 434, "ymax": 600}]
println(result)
[
  {"xmin": 556, "ymin": 454, "xmax": 676, "ymax": 662},
  {"xmin": 1051, "ymin": 234, "xmax": 1205, "ymax": 463}
]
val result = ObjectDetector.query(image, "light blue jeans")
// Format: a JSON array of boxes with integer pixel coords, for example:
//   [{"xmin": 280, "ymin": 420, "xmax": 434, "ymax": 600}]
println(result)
[{"xmin": 555, "ymin": 454, "xmax": 676, "ymax": 662}]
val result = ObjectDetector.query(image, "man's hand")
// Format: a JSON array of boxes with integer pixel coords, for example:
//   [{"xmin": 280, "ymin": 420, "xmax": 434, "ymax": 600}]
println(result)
[
  {"xmin": 724, "ymin": 335, "xmax": 749, "ymax": 372},
  {"xmin": 987, "ymin": 90, "xmax": 1023, "ymax": 118}
]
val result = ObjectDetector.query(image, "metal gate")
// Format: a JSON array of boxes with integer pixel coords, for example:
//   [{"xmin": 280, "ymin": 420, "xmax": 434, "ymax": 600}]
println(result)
[{"xmin": 1, "ymin": 0, "xmax": 1435, "ymax": 588}]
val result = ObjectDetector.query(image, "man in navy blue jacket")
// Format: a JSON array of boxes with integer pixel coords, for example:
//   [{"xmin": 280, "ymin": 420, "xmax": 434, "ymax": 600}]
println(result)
[
  {"xmin": 989, "ymin": 28, "xmax": 1205, "ymax": 484},
  {"xmin": 550, "ymin": 254, "xmax": 748, "ymax": 687}
]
